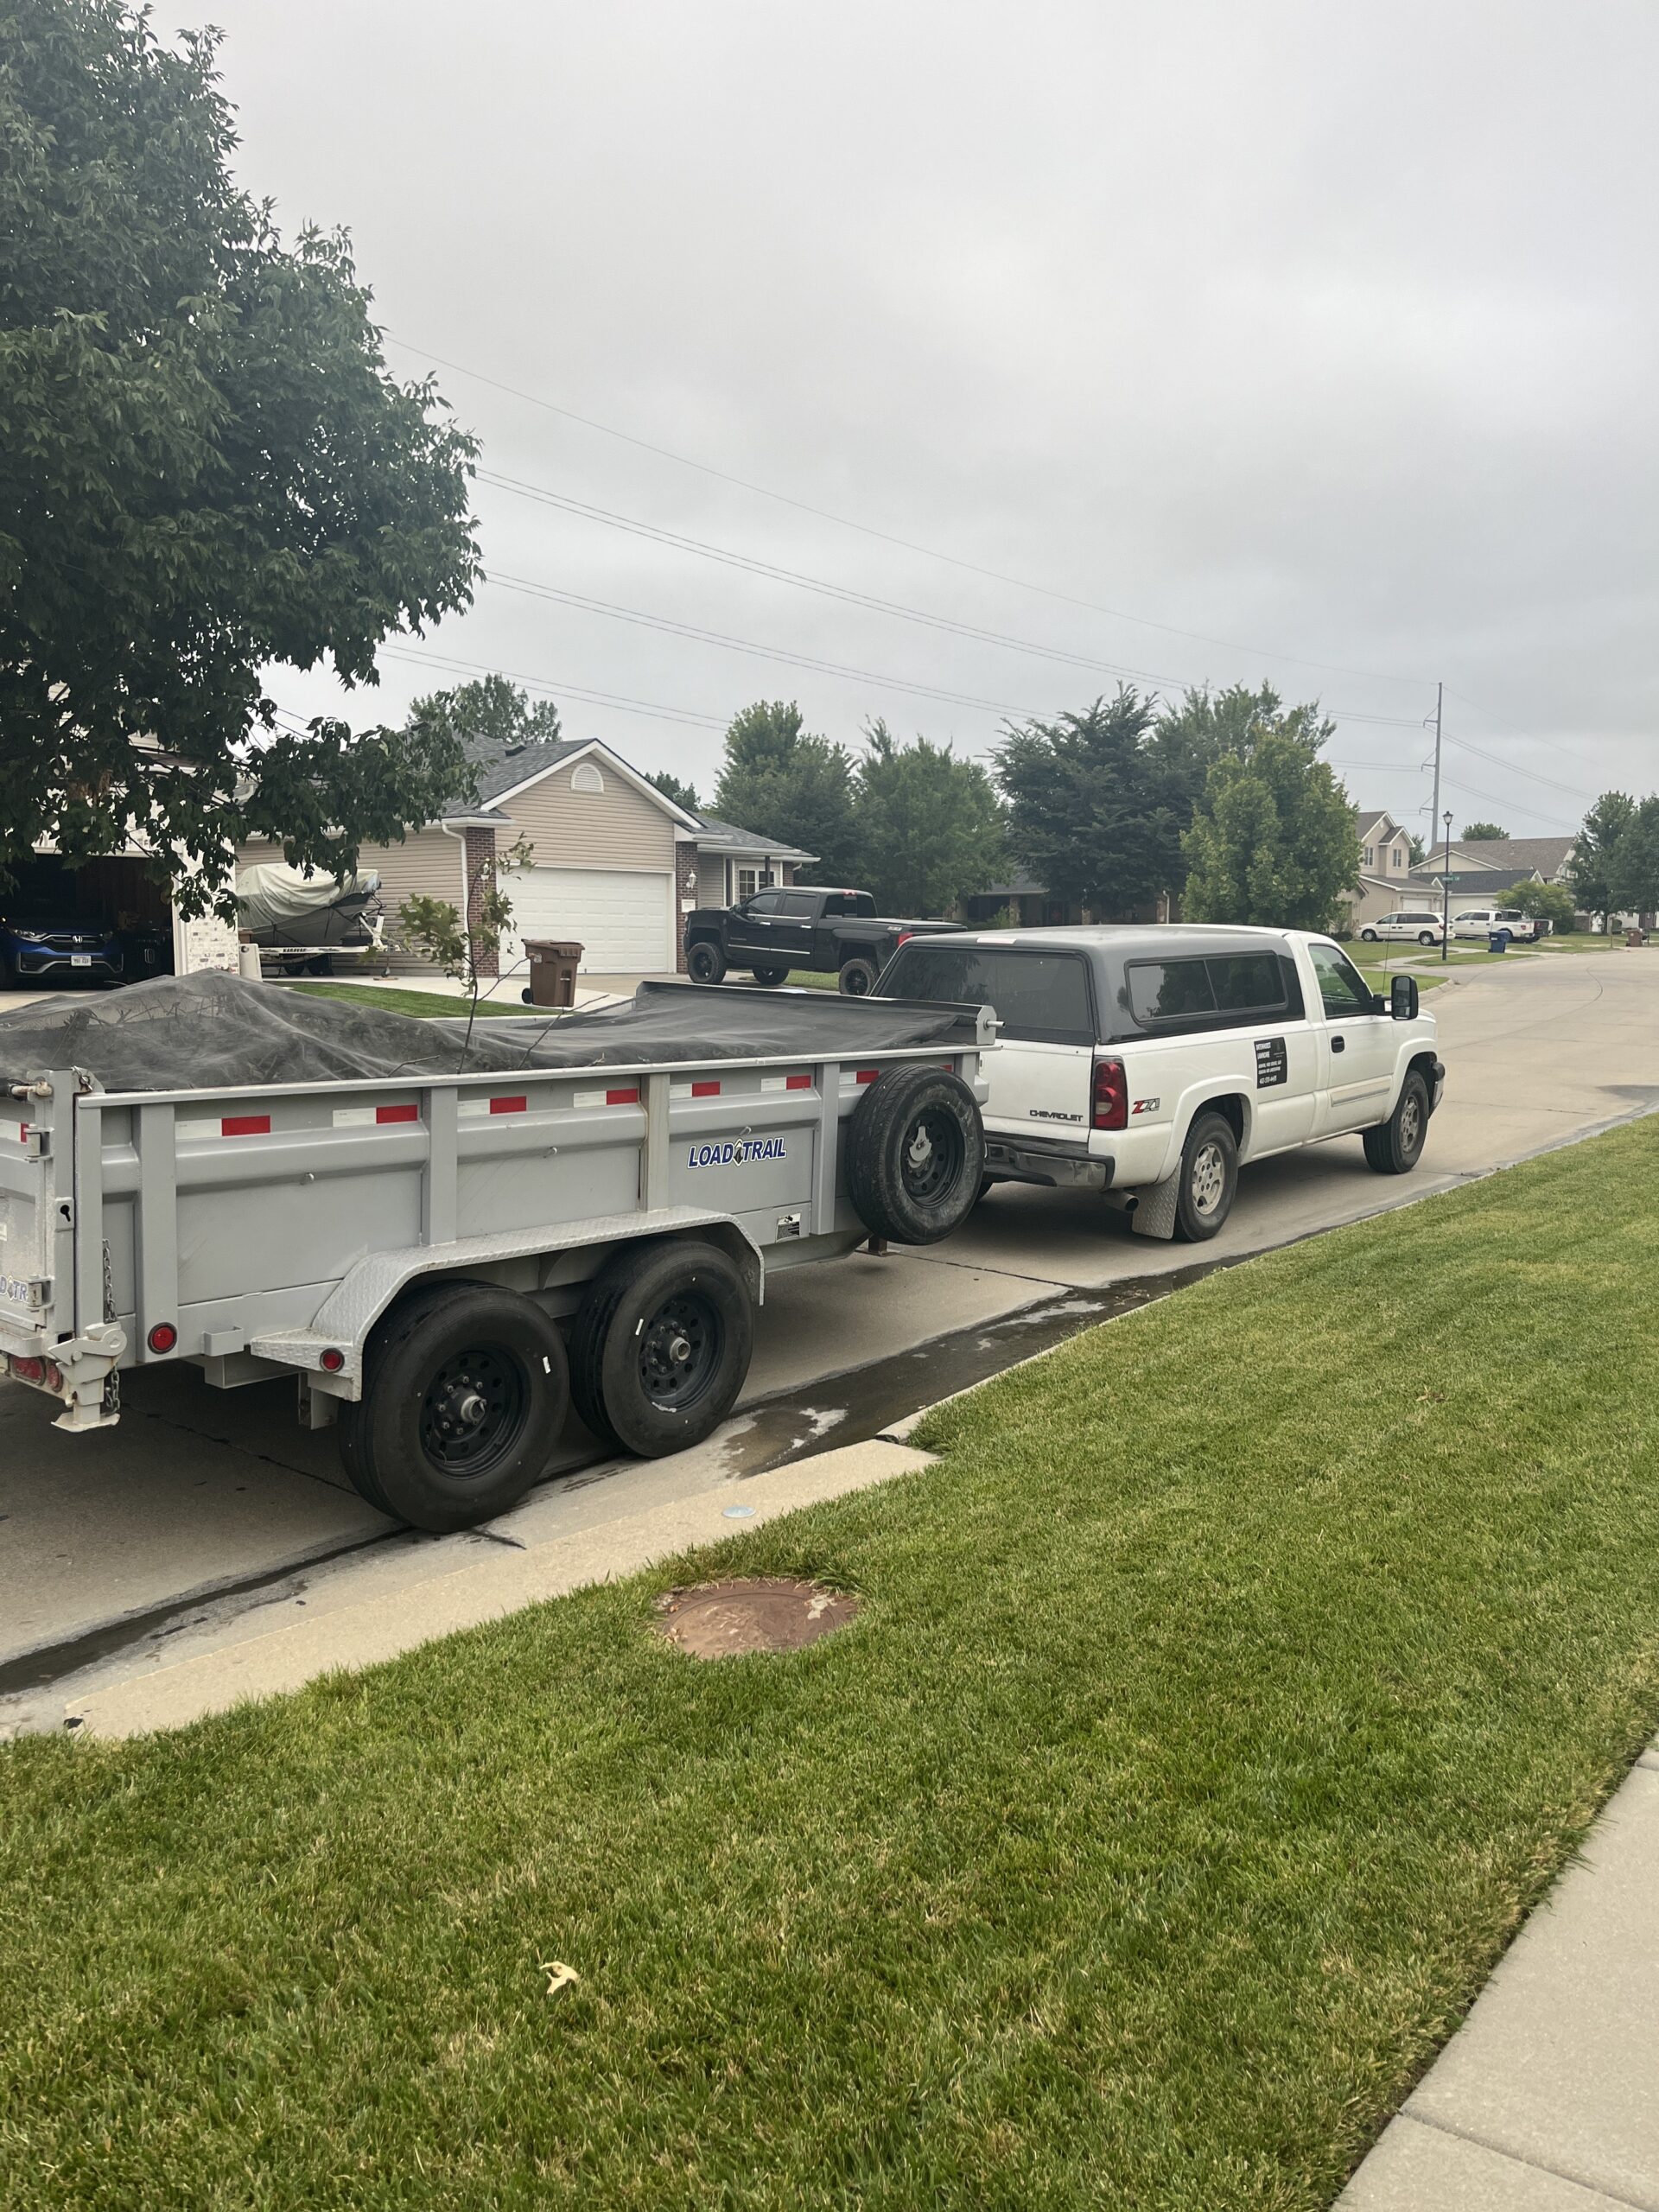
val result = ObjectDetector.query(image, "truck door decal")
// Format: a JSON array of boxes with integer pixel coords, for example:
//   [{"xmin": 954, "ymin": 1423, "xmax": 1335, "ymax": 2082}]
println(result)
[{"xmin": 1255, "ymin": 1037, "xmax": 1288, "ymax": 1088}]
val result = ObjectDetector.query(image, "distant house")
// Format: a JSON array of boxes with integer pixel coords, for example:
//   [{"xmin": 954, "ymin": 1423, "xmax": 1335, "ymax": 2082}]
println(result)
[
  {"xmin": 1341, "ymin": 810, "xmax": 1419, "ymax": 926},
  {"xmin": 238, "ymin": 735, "xmax": 814, "ymax": 979},
  {"xmin": 958, "ymin": 874, "xmax": 1086, "ymax": 928},
  {"xmin": 1403, "ymin": 834, "xmax": 1576, "ymax": 910}
]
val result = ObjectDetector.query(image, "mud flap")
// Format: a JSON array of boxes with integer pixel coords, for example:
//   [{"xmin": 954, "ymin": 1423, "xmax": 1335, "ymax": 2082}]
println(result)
[{"xmin": 1129, "ymin": 1172, "xmax": 1181, "ymax": 1240}]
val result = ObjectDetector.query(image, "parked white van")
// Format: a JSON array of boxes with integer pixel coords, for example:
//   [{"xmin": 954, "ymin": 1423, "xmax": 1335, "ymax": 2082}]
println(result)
[{"xmin": 874, "ymin": 925, "xmax": 1444, "ymax": 1241}]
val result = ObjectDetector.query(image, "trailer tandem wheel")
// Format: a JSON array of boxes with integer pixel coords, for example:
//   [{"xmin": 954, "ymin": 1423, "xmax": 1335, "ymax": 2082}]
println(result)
[
  {"xmin": 339, "ymin": 1281, "xmax": 569, "ymax": 1531},
  {"xmin": 569, "ymin": 1238, "xmax": 753, "ymax": 1459}
]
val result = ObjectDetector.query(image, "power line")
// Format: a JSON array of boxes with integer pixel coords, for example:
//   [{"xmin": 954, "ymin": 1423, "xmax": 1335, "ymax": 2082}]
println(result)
[
  {"xmin": 1440, "ymin": 728, "xmax": 1599, "ymax": 805},
  {"xmin": 388, "ymin": 331, "xmax": 1429, "ymax": 690},
  {"xmin": 476, "ymin": 465, "xmax": 1427, "ymax": 728},
  {"xmin": 376, "ymin": 645, "xmax": 727, "ymax": 729}
]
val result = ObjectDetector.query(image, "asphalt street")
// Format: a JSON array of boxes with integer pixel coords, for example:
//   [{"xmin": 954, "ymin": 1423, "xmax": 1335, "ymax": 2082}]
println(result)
[{"xmin": 4, "ymin": 947, "xmax": 1656, "ymax": 1709}]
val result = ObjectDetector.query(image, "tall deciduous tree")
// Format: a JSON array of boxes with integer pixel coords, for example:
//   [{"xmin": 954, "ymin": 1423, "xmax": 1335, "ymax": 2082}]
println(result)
[
  {"xmin": 1180, "ymin": 694, "xmax": 1357, "ymax": 930},
  {"xmin": 645, "ymin": 770, "xmax": 700, "ymax": 816},
  {"xmin": 403, "ymin": 676, "xmax": 562, "ymax": 766},
  {"xmin": 854, "ymin": 722, "xmax": 1005, "ymax": 915},
  {"xmin": 711, "ymin": 701, "xmax": 860, "ymax": 882},
  {"xmin": 1567, "ymin": 791, "xmax": 1637, "ymax": 926},
  {"xmin": 1460, "ymin": 822, "xmax": 1509, "ymax": 841},
  {"xmin": 997, "ymin": 690, "xmax": 1189, "ymax": 917},
  {"xmin": 0, "ymin": 0, "xmax": 480, "ymax": 909}
]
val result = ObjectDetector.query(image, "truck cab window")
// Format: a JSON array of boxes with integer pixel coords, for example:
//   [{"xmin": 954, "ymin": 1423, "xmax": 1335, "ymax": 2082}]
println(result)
[{"xmin": 1309, "ymin": 942, "xmax": 1376, "ymax": 1018}]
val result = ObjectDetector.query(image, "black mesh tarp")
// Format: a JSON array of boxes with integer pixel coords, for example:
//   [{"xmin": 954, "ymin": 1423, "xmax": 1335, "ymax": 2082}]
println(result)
[{"xmin": 0, "ymin": 974, "xmax": 973, "ymax": 1093}]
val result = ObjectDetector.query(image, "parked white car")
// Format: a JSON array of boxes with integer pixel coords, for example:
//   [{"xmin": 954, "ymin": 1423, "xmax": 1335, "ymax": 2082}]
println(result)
[
  {"xmin": 874, "ymin": 925, "xmax": 1444, "ymax": 1242},
  {"xmin": 1357, "ymin": 908, "xmax": 1446, "ymax": 946},
  {"xmin": 1451, "ymin": 906, "xmax": 1541, "ymax": 943}
]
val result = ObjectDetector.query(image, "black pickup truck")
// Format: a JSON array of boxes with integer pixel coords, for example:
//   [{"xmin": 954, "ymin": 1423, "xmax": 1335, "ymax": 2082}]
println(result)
[{"xmin": 684, "ymin": 887, "xmax": 961, "ymax": 994}]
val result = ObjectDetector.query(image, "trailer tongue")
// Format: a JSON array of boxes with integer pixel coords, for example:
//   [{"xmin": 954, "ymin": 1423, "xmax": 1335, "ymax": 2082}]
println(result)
[{"xmin": 0, "ymin": 976, "xmax": 990, "ymax": 1530}]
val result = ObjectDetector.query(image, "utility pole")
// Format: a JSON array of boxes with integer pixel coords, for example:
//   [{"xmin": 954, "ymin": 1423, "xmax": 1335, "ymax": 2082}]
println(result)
[
  {"xmin": 1428, "ymin": 681, "xmax": 1447, "ymax": 962},
  {"xmin": 1443, "ymin": 810, "xmax": 1453, "ymax": 961}
]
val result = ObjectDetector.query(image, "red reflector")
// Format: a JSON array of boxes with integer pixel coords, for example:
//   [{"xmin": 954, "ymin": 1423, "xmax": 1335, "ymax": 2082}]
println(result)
[
  {"xmin": 489, "ymin": 1096, "xmax": 528, "ymax": 1116},
  {"xmin": 9, "ymin": 1356, "xmax": 43, "ymax": 1383},
  {"xmin": 785, "ymin": 1073, "xmax": 811, "ymax": 1090},
  {"xmin": 376, "ymin": 1103, "xmax": 418, "ymax": 1124},
  {"xmin": 42, "ymin": 1359, "xmax": 62, "ymax": 1391},
  {"xmin": 606, "ymin": 1087, "xmax": 639, "ymax": 1106},
  {"xmin": 1092, "ymin": 1058, "xmax": 1128, "ymax": 1132},
  {"xmin": 855, "ymin": 1068, "xmax": 879, "ymax": 1085},
  {"xmin": 691, "ymin": 1080, "xmax": 721, "ymax": 1098},
  {"xmin": 220, "ymin": 1114, "xmax": 270, "ymax": 1137},
  {"xmin": 147, "ymin": 1322, "xmax": 178, "ymax": 1354},
  {"xmin": 320, "ymin": 1347, "xmax": 346, "ymax": 1372}
]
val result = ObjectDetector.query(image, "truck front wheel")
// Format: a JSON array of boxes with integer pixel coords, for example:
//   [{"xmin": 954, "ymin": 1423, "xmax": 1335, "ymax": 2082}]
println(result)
[
  {"xmin": 750, "ymin": 964, "xmax": 789, "ymax": 985},
  {"xmin": 1363, "ymin": 1071, "xmax": 1430, "ymax": 1175},
  {"xmin": 1173, "ymin": 1111, "xmax": 1238, "ymax": 1241},
  {"xmin": 338, "ymin": 1281, "xmax": 569, "ymax": 1531},
  {"xmin": 838, "ymin": 953, "xmax": 880, "ymax": 995},
  {"xmin": 687, "ymin": 939, "xmax": 727, "ymax": 985},
  {"xmin": 570, "ymin": 1239, "xmax": 753, "ymax": 1458}
]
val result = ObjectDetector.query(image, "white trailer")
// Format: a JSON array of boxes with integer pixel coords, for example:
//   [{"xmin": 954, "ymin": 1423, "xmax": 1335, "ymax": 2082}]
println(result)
[{"xmin": 0, "ymin": 982, "xmax": 991, "ymax": 1529}]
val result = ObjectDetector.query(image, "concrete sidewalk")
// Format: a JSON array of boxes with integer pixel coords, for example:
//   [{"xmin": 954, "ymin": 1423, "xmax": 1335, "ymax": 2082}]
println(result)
[{"xmin": 1341, "ymin": 1745, "xmax": 1659, "ymax": 2209}]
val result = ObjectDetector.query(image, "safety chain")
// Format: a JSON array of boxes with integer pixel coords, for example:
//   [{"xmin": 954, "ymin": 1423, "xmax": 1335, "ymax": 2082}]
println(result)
[{"xmin": 101, "ymin": 1238, "xmax": 120, "ymax": 1418}]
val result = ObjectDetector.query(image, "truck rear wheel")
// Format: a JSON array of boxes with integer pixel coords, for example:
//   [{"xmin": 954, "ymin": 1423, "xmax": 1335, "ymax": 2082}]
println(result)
[
  {"xmin": 1363, "ymin": 1070, "xmax": 1430, "ymax": 1174},
  {"xmin": 838, "ymin": 954, "xmax": 880, "ymax": 995},
  {"xmin": 338, "ymin": 1282, "xmax": 569, "ymax": 1531},
  {"xmin": 687, "ymin": 939, "xmax": 727, "ymax": 984},
  {"xmin": 750, "ymin": 964, "xmax": 789, "ymax": 985},
  {"xmin": 1173, "ymin": 1111, "xmax": 1237, "ymax": 1242},
  {"xmin": 846, "ymin": 1065, "xmax": 984, "ymax": 1245},
  {"xmin": 569, "ymin": 1239, "xmax": 753, "ymax": 1458}
]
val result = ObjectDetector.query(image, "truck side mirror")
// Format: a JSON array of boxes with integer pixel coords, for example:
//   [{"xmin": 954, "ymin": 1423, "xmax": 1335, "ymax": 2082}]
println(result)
[{"xmin": 1390, "ymin": 974, "xmax": 1419, "ymax": 1020}]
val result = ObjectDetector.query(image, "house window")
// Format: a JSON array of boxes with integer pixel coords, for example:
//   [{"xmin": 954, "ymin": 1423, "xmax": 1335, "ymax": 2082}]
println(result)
[
  {"xmin": 1390, "ymin": 846, "xmax": 1404, "ymax": 868},
  {"xmin": 570, "ymin": 762, "xmax": 605, "ymax": 794},
  {"xmin": 1362, "ymin": 845, "xmax": 1376, "ymax": 868},
  {"xmin": 736, "ymin": 866, "xmax": 775, "ymax": 899}
]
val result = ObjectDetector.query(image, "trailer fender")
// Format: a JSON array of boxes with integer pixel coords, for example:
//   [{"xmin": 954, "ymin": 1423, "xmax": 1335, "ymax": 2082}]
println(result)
[{"xmin": 248, "ymin": 1205, "xmax": 763, "ymax": 1398}]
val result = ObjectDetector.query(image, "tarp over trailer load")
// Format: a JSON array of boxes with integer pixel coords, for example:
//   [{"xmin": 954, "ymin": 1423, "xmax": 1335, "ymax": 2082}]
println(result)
[{"xmin": 0, "ymin": 972, "xmax": 977, "ymax": 1093}]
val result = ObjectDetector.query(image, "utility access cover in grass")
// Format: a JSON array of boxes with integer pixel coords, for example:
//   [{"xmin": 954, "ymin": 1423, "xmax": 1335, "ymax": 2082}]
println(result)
[{"xmin": 654, "ymin": 1578, "xmax": 859, "ymax": 1658}]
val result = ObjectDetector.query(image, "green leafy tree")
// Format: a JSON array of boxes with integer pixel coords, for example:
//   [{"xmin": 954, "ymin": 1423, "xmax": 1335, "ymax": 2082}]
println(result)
[
  {"xmin": 404, "ymin": 677, "xmax": 561, "ymax": 762},
  {"xmin": 645, "ymin": 770, "xmax": 700, "ymax": 816},
  {"xmin": 997, "ymin": 690, "xmax": 1190, "ymax": 917},
  {"xmin": 1609, "ymin": 796, "xmax": 1659, "ymax": 919},
  {"xmin": 1408, "ymin": 833, "xmax": 1427, "ymax": 865},
  {"xmin": 1460, "ymin": 822, "xmax": 1509, "ymax": 841},
  {"xmin": 1181, "ymin": 697, "xmax": 1357, "ymax": 930},
  {"xmin": 1501, "ymin": 879, "xmax": 1575, "ymax": 935},
  {"xmin": 1567, "ymin": 791, "xmax": 1637, "ymax": 926},
  {"xmin": 853, "ymin": 722, "xmax": 1005, "ymax": 915},
  {"xmin": 711, "ymin": 701, "xmax": 860, "ymax": 883},
  {"xmin": 0, "ymin": 0, "xmax": 480, "ymax": 912}
]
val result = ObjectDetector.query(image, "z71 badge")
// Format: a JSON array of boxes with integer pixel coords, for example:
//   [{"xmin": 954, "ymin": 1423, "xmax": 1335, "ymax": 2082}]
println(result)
[{"xmin": 1131, "ymin": 1096, "xmax": 1160, "ymax": 1116}]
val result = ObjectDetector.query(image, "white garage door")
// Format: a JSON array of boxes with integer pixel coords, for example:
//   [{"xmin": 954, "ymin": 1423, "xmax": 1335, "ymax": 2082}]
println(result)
[{"xmin": 504, "ymin": 867, "xmax": 674, "ymax": 975}]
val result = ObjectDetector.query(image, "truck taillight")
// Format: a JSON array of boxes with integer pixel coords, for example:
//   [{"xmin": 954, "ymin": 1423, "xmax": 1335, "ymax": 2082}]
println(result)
[
  {"xmin": 894, "ymin": 931, "xmax": 912, "ymax": 949},
  {"xmin": 1092, "ymin": 1057, "xmax": 1128, "ymax": 1131}
]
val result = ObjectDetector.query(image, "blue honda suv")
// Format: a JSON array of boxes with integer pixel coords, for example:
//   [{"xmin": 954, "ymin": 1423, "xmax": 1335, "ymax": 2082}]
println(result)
[{"xmin": 0, "ymin": 913, "xmax": 124, "ymax": 988}]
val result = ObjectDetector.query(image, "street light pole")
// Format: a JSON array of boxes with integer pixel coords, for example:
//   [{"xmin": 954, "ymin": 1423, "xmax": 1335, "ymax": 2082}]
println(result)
[{"xmin": 1442, "ymin": 810, "xmax": 1453, "ymax": 962}]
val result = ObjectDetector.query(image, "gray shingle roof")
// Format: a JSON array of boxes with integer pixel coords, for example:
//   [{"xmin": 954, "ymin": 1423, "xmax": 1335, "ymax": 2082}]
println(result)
[
  {"xmin": 688, "ymin": 815, "xmax": 817, "ymax": 861},
  {"xmin": 461, "ymin": 737, "xmax": 587, "ymax": 807},
  {"xmin": 1408, "ymin": 834, "xmax": 1574, "ymax": 885}
]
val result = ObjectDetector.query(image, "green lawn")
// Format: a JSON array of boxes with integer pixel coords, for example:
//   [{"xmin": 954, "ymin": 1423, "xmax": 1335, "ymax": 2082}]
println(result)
[
  {"xmin": 6, "ymin": 1122, "xmax": 1659, "ymax": 2207},
  {"xmin": 275, "ymin": 980, "xmax": 547, "ymax": 1019}
]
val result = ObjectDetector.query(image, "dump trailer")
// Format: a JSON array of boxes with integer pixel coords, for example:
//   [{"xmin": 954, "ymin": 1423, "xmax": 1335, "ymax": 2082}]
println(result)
[{"xmin": 0, "ymin": 976, "xmax": 991, "ymax": 1530}]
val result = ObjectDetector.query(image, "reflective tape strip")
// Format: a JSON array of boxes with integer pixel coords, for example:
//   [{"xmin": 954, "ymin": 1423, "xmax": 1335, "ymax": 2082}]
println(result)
[
  {"xmin": 761, "ymin": 1073, "xmax": 814, "ymax": 1093},
  {"xmin": 459, "ymin": 1095, "xmax": 528, "ymax": 1119},
  {"xmin": 178, "ymin": 1113, "xmax": 271, "ymax": 1140},
  {"xmin": 672, "ymin": 1079, "xmax": 722, "ymax": 1099},
  {"xmin": 333, "ymin": 1103, "xmax": 419, "ymax": 1128},
  {"xmin": 574, "ymin": 1087, "xmax": 640, "ymax": 1108},
  {"xmin": 840, "ymin": 1068, "xmax": 880, "ymax": 1089}
]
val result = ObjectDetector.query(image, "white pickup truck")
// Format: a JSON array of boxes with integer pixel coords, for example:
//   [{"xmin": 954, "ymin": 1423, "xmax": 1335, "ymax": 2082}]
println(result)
[{"xmin": 874, "ymin": 925, "xmax": 1444, "ymax": 1240}]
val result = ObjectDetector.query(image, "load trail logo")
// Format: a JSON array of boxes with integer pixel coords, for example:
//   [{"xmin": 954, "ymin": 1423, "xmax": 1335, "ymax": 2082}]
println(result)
[{"xmin": 687, "ymin": 1138, "xmax": 787, "ymax": 1168}]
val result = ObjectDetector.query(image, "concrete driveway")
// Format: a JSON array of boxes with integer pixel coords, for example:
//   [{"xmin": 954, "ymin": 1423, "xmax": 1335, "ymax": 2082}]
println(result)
[{"xmin": 5, "ymin": 946, "xmax": 1657, "ymax": 1703}]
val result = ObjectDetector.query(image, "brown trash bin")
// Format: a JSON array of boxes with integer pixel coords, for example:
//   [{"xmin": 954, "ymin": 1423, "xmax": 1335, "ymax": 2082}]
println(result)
[{"xmin": 522, "ymin": 939, "xmax": 583, "ymax": 1007}]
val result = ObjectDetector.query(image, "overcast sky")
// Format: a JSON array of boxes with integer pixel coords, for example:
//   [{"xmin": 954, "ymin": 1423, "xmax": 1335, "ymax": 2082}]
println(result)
[{"xmin": 207, "ymin": 0, "xmax": 1658, "ymax": 837}]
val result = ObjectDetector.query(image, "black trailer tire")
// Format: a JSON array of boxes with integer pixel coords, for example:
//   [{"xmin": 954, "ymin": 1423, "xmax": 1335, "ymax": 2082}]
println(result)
[
  {"xmin": 838, "ymin": 953, "xmax": 880, "ymax": 995},
  {"xmin": 336, "ymin": 1281, "xmax": 569, "ymax": 1531},
  {"xmin": 1173, "ymin": 1110, "xmax": 1238, "ymax": 1242},
  {"xmin": 1363, "ymin": 1070, "xmax": 1430, "ymax": 1175},
  {"xmin": 687, "ymin": 938, "xmax": 727, "ymax": 985},
  {"xmin": 845, "ymin": 1065, "xmax": 985, "ymax": 1245},
  {"xmin": 569, "ymin": 1239, "xmax": 753, "ymax": 1459},
  {"xmin": 750, "ymin": 964, "xmax": 790, "ymax": 986}
]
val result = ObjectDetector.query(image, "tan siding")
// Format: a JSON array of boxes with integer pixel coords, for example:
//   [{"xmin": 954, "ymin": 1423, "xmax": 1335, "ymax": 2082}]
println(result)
[
  {"xmin": 696, "ymin": 855, "xmax": 728, "ymax": 906},
  {"xmin": 236, "ymin": 828, "xmax": 463, "ymax": 971},
  {"xmin": 500, "ymin": 762, "xmax": 677, "ymax": 871}
]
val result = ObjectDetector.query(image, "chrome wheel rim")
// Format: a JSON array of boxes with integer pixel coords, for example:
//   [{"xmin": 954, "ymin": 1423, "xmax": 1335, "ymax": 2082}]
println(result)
[
  {"xmin": 1190, "ymin": 1140, "xmax": 1227, "ymax": 1215},
  {"xmin": 1400, "ymin": 1095, "xmax": 1422, "ymax": 1153}
]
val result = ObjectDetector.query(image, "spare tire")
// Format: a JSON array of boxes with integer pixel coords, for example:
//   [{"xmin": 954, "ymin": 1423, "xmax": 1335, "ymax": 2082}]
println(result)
[{"xmin": 845, "ymin": 1065, "xmax": 984, "ymax": 1245}]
